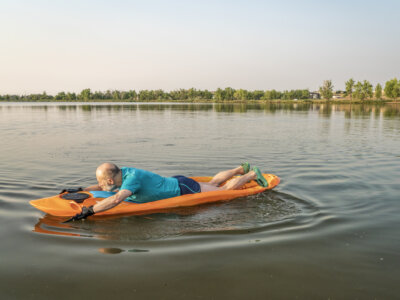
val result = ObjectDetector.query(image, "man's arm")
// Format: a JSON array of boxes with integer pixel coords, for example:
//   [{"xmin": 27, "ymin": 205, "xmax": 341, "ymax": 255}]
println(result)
[
  {"xmin": 92, "ymin": 189, "xmax": 132, "ymax": 213},
  {"xmin": 63, "ymin": 189, "xmax": 132, "ymax": 222}
]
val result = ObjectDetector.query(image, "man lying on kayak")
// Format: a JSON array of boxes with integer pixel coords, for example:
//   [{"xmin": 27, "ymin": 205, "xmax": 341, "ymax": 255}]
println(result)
[{"xmin": 65, "ymin": 162, "xmax": 268, "ymax": 221}]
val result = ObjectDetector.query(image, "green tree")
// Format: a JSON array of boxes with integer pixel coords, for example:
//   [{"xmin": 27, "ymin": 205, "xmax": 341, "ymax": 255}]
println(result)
[
  {"xmin": 120, "ymin": 91, "xmax": 129, "ymax": 100},
  {"xmin": 375, "ymin": 83, "xmax": 382, "ymax": 99},
  {"xmin": 214, "ymin": 88, "xmax": 224, "ymax": 101},
  {"xmin": 384, "ymin": 78, "xmax": 399, "ymax": 99},
  {"xmin": 363, "ymin": 80, "xmax": 373, "ymax": 99},
  {"xmin": 92, "ymin": 91, "xmax": 104, "ymax": 100},
  {"xmin": 281, "ymin": 90, "xmax": 290, "ymax": 100},
  {"xmin": 345, "ymin": 78, "xmax": 355, "ymax": 99},
  {"xmin": 138, "ymin": 90, "xmax": 150, "ymax": 101},
  {"xmin": 112, "ymin": 90, "xmax": 120, "ymax": 100},
  {"xmin": 169, "ymin": 89, "xmax": 189, "ymax": 100},
  {"xmin": 55, "ymin": 92, "xmax": 66, "ymax": 100},
  {"xmin": 187, "ymin": 88, "xmax": 197, "ymax": 100},
  {"xmin": 66, "ymin": 92, "xmax": 77, "ymax": 101},
  {"xmin": 263, "ymin": 90, "xmax": 272, "ymax": 100},
  {"xmin": 127, "ymin": 90, "xmax": 137, "ymax": 101},
  {"xmin": 262, "ymin": 89, "xmax": 281, "ymax": 100},
  {"xmin": 104, "ymin": 90, "xmax": 112, "ymax": 99},
  {"xmin": 251, "ymin": 90, "xmax": 264, "ymax": 100},
  {"xmin": 201, "ymin": 90, "xmax": 213, "ymax": 100},
  {"xmin": 233, "ymin": 89, "xmax": 249, "ymax": 100},
  {"xmin": 270, "ymin": 89, "xmax": 281, "ymax": 100},
  {"xmin": 353, "ymin": 81, "xmax": 363, "ymax": 100},
  {"xmin": 353, "ymin": 80, "xmax": 373, "ymax": 100},
  {"xmin": 319, "ymin": 80, "xmax": 333, "ymax": 100},
  {"xmin": 154, "ymin": 89, "xmax": 166, "ymax": 100},
  {"xmin": 40, "ymin": 91, "xmax": 49, "ymax": 100},
  {"xmin": 224, "ymin": 87, "xmax": 235, "ymax": 100},
  {"xmin": 301, "ymin": 89, "xmax": 310, "ymax": 99},
  {"xmin": 79, "ymin": 88, "xmax": 92, "ymax": 101}
]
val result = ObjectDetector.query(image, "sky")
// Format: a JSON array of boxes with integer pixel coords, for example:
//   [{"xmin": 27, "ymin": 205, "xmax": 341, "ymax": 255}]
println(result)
[{"xmin": 1, "ymin": 0, "xmax": 399, "ymax": 94}]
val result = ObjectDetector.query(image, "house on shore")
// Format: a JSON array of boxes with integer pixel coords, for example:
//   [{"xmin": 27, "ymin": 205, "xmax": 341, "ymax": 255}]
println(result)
[{"xmin": 309, "ymin": 92, "xmax": 320, "ymax": 99}]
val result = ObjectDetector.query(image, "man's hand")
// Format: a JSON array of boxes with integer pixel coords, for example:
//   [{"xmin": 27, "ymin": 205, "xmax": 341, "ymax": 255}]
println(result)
[
  {"xmin": 63, "ymin": 190, "xmax": 132, "ymax": 222},
  {"xmin": 63, "ymin": 206, "xmax": 95, "ymax": 222}
]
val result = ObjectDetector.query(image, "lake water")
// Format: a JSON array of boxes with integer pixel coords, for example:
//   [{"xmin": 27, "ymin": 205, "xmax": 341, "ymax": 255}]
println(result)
[{"xmin": 0, "ymin": 102, "xmax": 399, "ymax": 299}]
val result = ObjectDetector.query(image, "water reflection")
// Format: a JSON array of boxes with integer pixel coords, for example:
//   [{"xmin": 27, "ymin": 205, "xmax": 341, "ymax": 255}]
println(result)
[
  {"xmin": 1, "ymin": 102, "xmax": 399, "ymax": 119},
  {"xmin": 383, "ymin": 103, "xmax": 400, "ymax": 118},
  {"xmin": 97, "ymin": 248, "xmax": 149, "ymax": 254},
  {"xmin": 32, "ymin": 191, "xmax": 310, "ymax": 241},
  {"xmin": 34, "ymin": 215, "xmax": 82, "ymax": 237},
  {"xmin": 98, "ymin": 247, "xmax": 124, "ymax": 254},
  {"xmin": 138, "ymin": 104, "xmax": 213, "ymax": 111}
]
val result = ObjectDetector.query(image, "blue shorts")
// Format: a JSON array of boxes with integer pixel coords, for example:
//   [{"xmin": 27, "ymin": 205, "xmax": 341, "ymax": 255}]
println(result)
[{"xmin": 173, "ymin": 175, "xmax": 201, "ymax": 195}]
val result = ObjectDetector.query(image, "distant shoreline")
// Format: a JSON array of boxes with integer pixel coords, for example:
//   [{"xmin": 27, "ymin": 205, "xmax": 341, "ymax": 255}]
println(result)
[{"xmin": 0, "ymin": 99, "xmax": 398, "ymax": 104}]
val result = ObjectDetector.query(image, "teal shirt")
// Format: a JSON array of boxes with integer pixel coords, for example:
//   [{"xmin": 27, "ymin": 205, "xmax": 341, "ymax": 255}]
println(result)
[{"xmin": 120, "ymin": 167, "xmax": 180, "ymax": 203}]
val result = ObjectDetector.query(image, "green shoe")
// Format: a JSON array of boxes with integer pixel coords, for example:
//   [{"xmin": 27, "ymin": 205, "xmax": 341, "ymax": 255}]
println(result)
[
  {"xmin": 252, "ymin": 167, "xmax": 268, "ymax": 187},
  {"xmin": 241, "ymin": 162, "xmax": 250, "ymax": 174}
]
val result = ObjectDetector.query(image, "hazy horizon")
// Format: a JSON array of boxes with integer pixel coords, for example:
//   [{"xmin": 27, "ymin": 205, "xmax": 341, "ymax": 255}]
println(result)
[{"xmin": 1, "ymin": 0, "xmax": 399, "ymax": 95}]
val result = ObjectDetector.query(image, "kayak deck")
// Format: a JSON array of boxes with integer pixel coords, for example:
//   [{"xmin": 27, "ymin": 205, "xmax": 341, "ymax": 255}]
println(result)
[{"xmin": 30, "ymin": 174, "xmax": 280, "ymax": 217}]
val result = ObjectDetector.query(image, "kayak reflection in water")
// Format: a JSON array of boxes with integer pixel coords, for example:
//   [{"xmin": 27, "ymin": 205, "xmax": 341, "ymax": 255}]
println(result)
[{"xmin": 65, "ymin": 162, "xmax": 268, "ymax": 222}]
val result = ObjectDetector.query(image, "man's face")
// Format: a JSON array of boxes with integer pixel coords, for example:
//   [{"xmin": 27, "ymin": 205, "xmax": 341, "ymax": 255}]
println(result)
[{"xmin": 97, "ymin": 175, "xmax": 118, "ymax": 192}]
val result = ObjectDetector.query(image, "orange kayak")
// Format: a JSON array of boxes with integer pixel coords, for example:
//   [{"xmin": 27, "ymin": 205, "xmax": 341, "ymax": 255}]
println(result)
[{"xmin": 30, "ymin": 174, "xmax": 280, "ymax": 217}]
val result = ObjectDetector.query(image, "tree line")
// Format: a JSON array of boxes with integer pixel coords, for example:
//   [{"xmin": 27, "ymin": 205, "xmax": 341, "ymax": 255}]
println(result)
[
  {"xmin": 1, "ymin": 78, "xmax": 399, "ymax": 101},
  {"xmin": 0, "ymin": 87, "xmax": 311, "ymax": 101},
  {"xmin": 319, "ymin": 77, "xmax": 400, "ymax": 100}
]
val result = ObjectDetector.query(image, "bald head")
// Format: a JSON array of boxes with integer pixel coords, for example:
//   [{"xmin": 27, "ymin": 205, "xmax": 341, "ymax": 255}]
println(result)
[{"xmin": 96, "ymin": 162, "xmax": 121, "ymax": 180}]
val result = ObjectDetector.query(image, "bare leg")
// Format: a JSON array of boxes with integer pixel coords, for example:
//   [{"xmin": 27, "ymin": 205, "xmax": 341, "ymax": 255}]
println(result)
[
  {"xmin": 222, "ymin": 171, "xmax": 257, "ymax": 190},
  {"xmin": 199, "ymin": 170, "xmax": 257, "ymax": 192},
  {"xmin": 198, "ymin": 182, "xmax": 223, "ymax": 192},
  {"xmin": 208, "ymin": 165, "xmax": 245, "ymax": 186}
]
